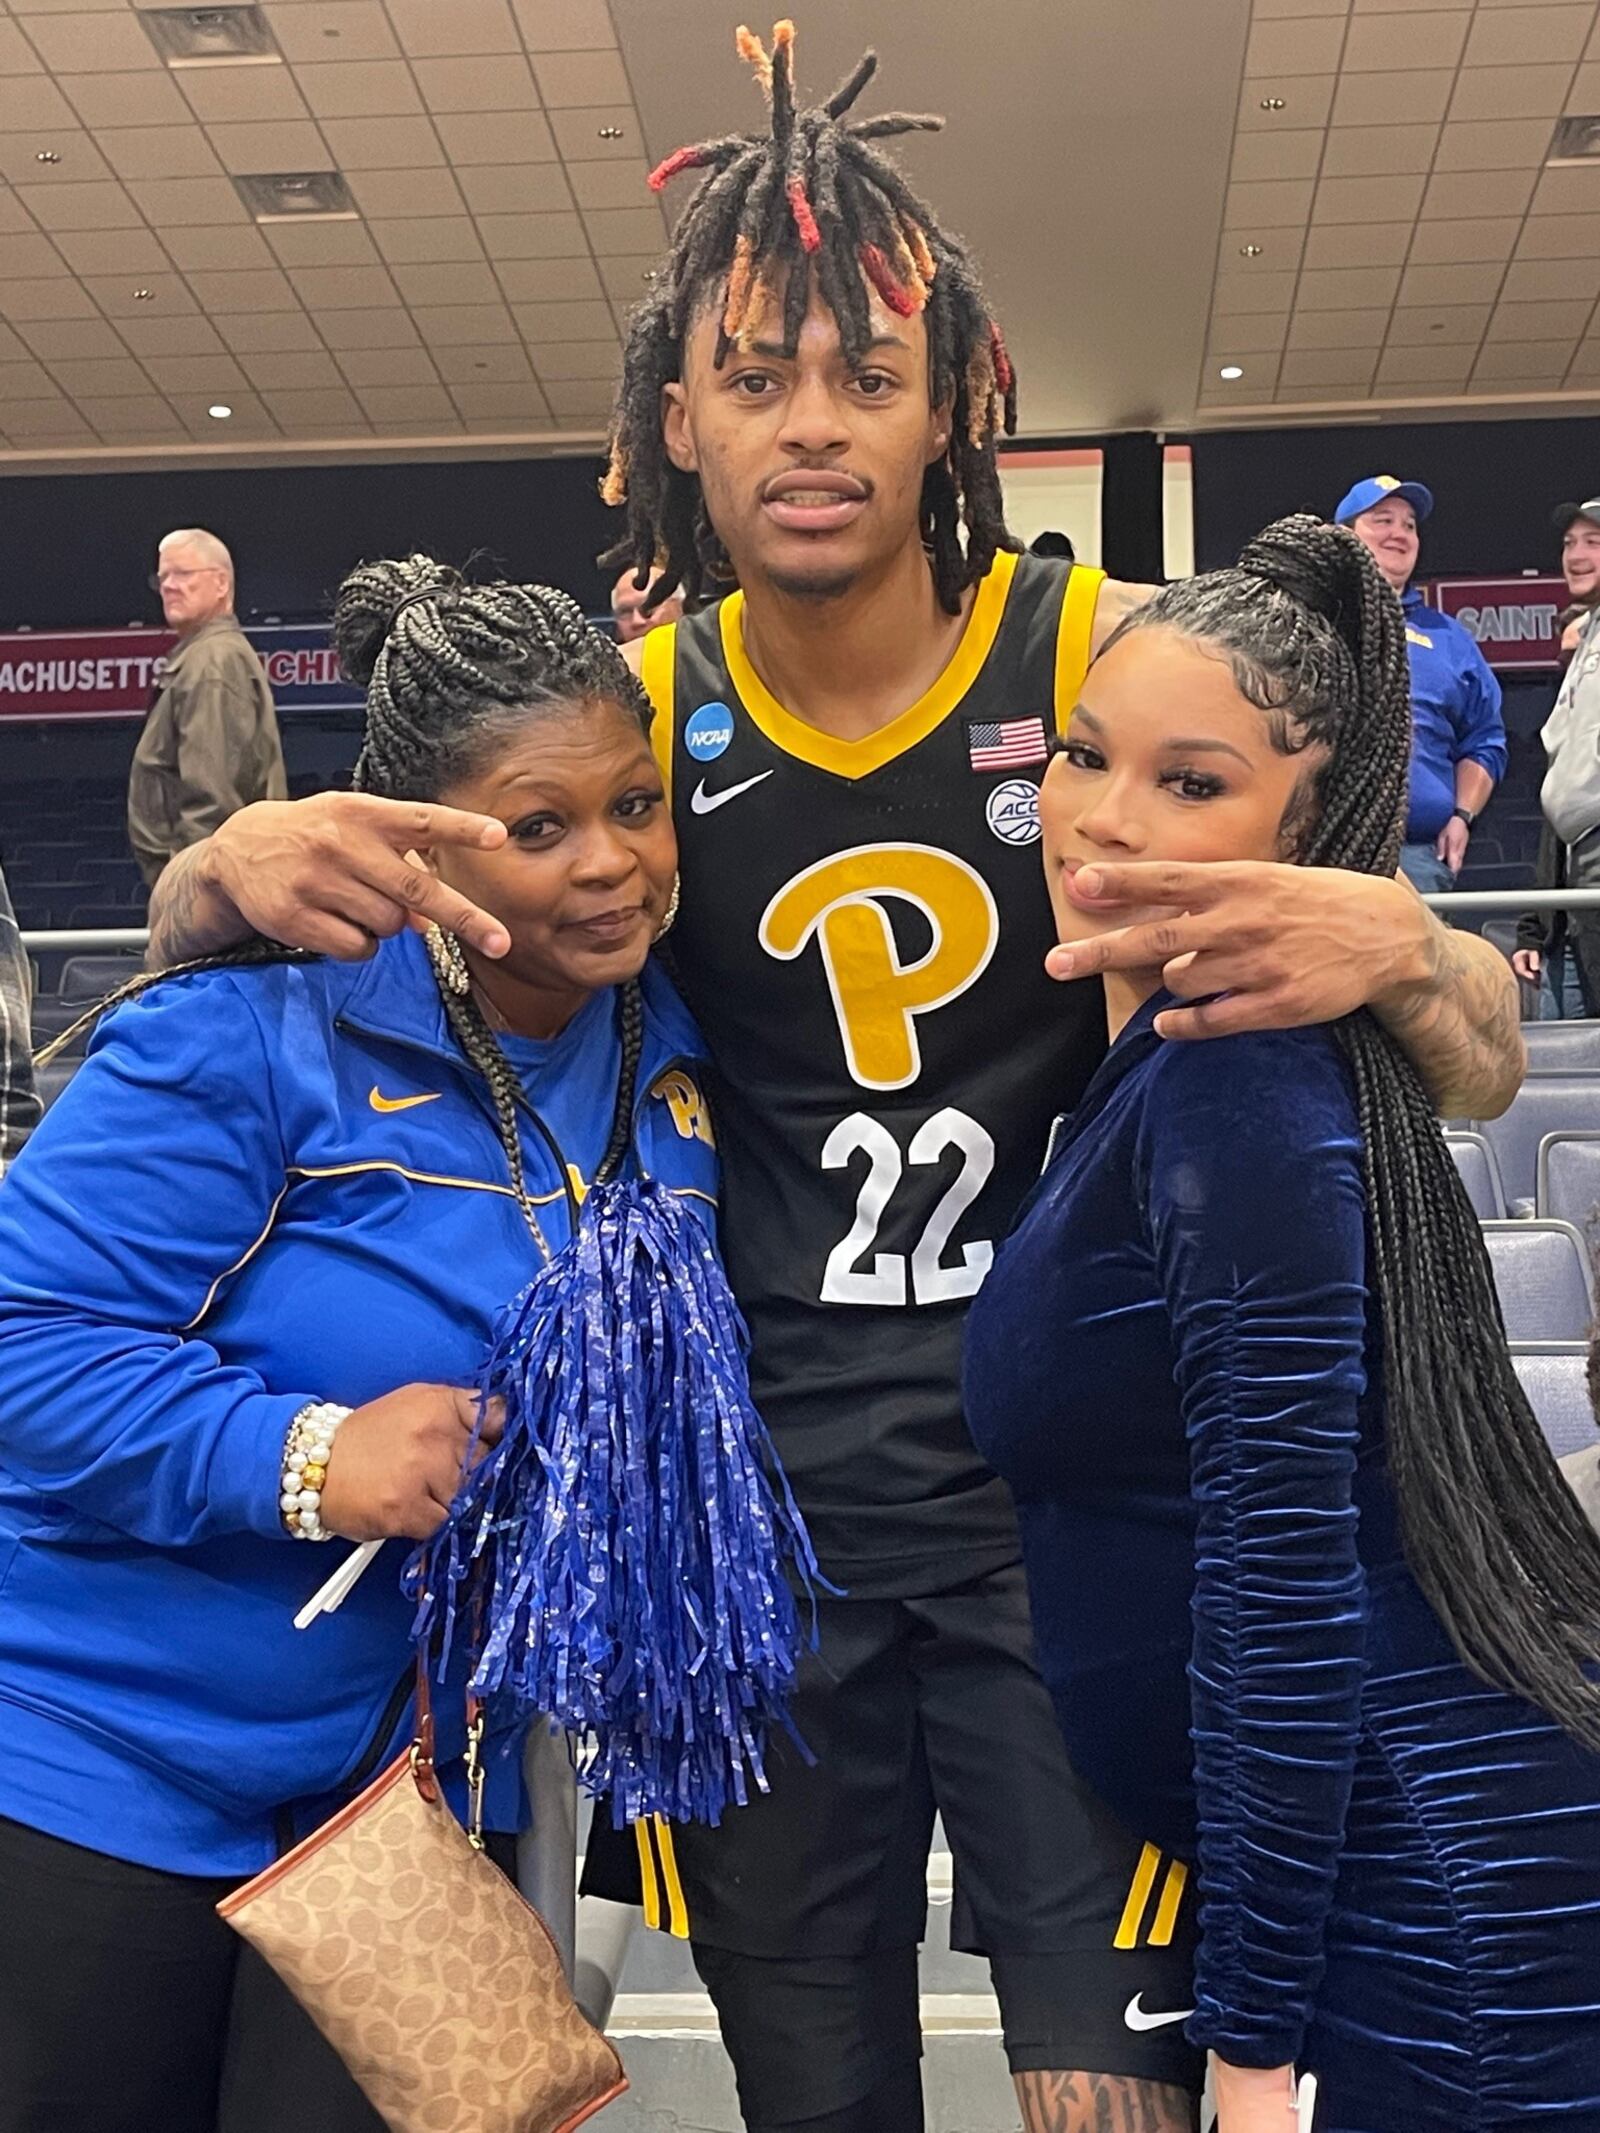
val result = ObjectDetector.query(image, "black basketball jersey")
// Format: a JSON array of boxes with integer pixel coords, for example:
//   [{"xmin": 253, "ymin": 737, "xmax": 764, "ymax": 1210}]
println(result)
[{"xmin": 642, "ymin": 552, "xmax": 1109, "ymax": 1595}]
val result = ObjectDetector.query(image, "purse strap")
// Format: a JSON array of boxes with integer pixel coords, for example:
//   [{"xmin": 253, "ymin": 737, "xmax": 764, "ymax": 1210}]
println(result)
[{"xmin": 411, "ymin": 1654, "xmax": 488, "ymax": 1850}]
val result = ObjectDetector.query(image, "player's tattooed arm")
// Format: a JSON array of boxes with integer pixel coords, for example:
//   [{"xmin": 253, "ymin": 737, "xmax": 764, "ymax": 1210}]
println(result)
[
  {"xmin": 1015, "ymin": 2070, "xmax": 1199, "ymax": 2133},
  {"xmin": 1369, "ymin": 906, "xmax": 1525, "ymax": 1120},
  {"xmin": 1090, "ymin": 578, "xmax": 1162, "ymax": 659}
]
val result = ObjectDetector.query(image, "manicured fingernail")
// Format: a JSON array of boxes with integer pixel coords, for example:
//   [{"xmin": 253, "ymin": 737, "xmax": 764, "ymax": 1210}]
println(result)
[{"xmin": 1078, "ymin": 868, "xmax": 1102, "ymax": 896}]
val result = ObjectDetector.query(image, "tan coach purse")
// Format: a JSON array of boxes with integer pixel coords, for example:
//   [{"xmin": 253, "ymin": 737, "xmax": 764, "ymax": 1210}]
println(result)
[{"xmin": 218, "ymin": 1667, "xmax": 626, "ymax": 2133}]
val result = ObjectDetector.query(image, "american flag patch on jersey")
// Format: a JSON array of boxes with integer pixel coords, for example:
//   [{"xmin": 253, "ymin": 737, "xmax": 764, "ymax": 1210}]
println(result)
[{"xmin": 966, "ymin": 715, "xmax": 1050, "ymax": 771}]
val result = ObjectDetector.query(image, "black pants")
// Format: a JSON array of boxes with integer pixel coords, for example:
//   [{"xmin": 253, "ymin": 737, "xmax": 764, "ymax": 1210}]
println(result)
[{"xmin": 0, "ymin": 1814, "xmax": 511, "ymax": 2133}]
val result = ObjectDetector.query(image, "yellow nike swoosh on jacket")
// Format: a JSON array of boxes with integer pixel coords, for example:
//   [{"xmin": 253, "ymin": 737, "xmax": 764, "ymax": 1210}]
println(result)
[{"xmin": 368, "ymin": 1086, "xmax": 442, "ymax": 1113}]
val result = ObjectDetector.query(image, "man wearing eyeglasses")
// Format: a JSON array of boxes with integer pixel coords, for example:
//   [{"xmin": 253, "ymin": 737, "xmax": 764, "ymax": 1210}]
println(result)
[{"xmin": 128, "ymin": 529, "xmax": 286, "ymax": 889}]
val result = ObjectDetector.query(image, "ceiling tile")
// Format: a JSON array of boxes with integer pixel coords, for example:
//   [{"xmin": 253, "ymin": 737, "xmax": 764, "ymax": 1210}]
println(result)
[
  {"xmin": 0, "ymin": 21, "xmax": 44, "ymax": 74},
  {"xmin": 287, "ymin": 262, "xmax": 397, "ymax": 308},
  {"xmin": 385, "ymin": 0, "xmax": 519, "ymax": 56},
  {"xmin": 21, "ymin": 12, "xmax": 161, "ymax": 72},
  {"xmin": 581, "ymin": 204, "xmax": 664, "ymax": 255},
  {"xmin": 428, "ymin": 341, "xmax": 530, "ymax": 381},
  {"xmin": 0, "ymin": 326, "xmax": 35, "ymax": 362},
  {"xmin": 432, "ymin": 109, "xmax": 555, "ymax": 164},
  {"xmin": 1535, "ymin": 164, "xmax": 1600, "ymax": 212},
  {"xmin": 1314, "ymin": 171, "xmax": 1425, "ymax": 220},
  {"xmin": 370, "ymin": 217, "xmax": 484, "ymax": 264},
  {"xmin": 1434, "ymin": 117, "xmax": 1561, "ymax": 169},
  {"xmin": 178, "ymin": 64, "xmax": 308, "ymax": 125},
  {"xmin": 262, "ymin": 2, "xmax": 400, "ymax": 64},
  {"xmin": 410, "ymin": 301, "xmax": 516, "ymax": 342},
  {"xmin": 510, "ymin": 296, "xmax": 615, "ymax": 340},
  {"xmin": 449, "ymin": 378, "xmax": 551, "ymax": 417},
  {"xmin": 1319, "ymin": 122, "xmax": 1439, "ymax": 175},
  {"xmin": 389, "ymin": 258, "xmax": 498, "ymax": 306},
  {"xmin": 239, "ymin": 348, "xmax": 343, "ymax": 389},
  {"xmin": 1333, "ymin": 68, "xmax": 1455, "ymax": 124},
  {"xmin": 263, "ymin": 219, "xmax": 378, "ymax": 267},
  {"xmin": 1301, "ymin": 219, "xmax": 1410, "ymax": 266},
  {"xmin": 292, "ymin": 60, "xmax": 422, "ymax": 119},
  {"xmin": 1422, "ymin": 168, "xmax": 1539, "ymax": 218},
  {"xmin": 183, "ymin": 266, "xmax": 299, "ymax": 313},
  {"xmin": 353, "ymin": 382, "xmax": 457, "ymax": 421},
  {"xmin": 1407, "ymin": 216, "xmax": 1521, "ymax": 261},
  {"xmin": 548, "ymin": 104, "xmax": 645, "ymax": 158},
  {"xmin": 318, "ymin": 114, "xmax": 444, "ymax": 168},
  {"xmin": 214, "ymin": 309, "xmax": 325, "ymax": 351},
  {"xmin": 141, "ymin": 353, "xmax": 251, "ymax": 393},
  {"xmin": 1569, "ymin": 59, "xmax": 1600, "ymax": 105},
  {"xmin": 1463, "ymin": 375, "xmax": 1566, "ymax": 393},
  {"xmin": 78, "ymin": 396, "xmax": 185, "ymax": 435},
  {"xmin": 1401, "ymin": 259, "xmax": 1513, "ymax": 304},
  {"xmin": 176, "ymin": 390, "xmax": 276, "ymax": 434},
  {"xmin": 1213, "ymin": 266, "xmax": 1301, "ymax": 310},
  {"xmin": 0, "ymin": 230, "xmax": 66, "ymax": 275},
  {"xmin": 315, "ymin": 306, "xmax": 420, "ymax": 348},
  {"xmin": 564, "ymin": 159, "xmax": 655, "ymax": 213},
  {"xmin": 1232, "ymin": 128, "xmax": 1326, "ymax": 180},
  {"xmin": 0, "ymin": 359, "xmax": 56, "ymax": 399},
  {"xmin": 1279, "ymin": 347, "xmax": 1381, "ymax": 384},
  {"xmin": 1386, "ymin": 302, "xmax": 1491, "ymax": 342},
  {"xmin": 0, "ymin": 130, "xmax": 113, "ymax": 187},
  {"xmin": 1516, "ymin": 211, "xmax": 1600, "ymax": 256},
  {"xmin": 1342, "ymin": 8, "xmax": 1470, "ymax": 67},
  {"xmin": 261, "ymin": 385, "xmax": 366, "ymax": 426},
  {"xmin": 0, "ymin": 75, "xmax": 78, "ymax": 132},
  {"xmin": 499, "ymin": 252, "xmax": 601, "ymax": 300},
  {"xmin": 1502, "ymin": 254, "xmax": 1600, "ymax": 300},
  {"xmin": 1449, "ymin": 63, "xmax": 1572, "ymax": 120},
  {"xmin": 18, "ymin": 178, "xmax": 140, "ymax": 229},
  {"xmin": 540, "ymin": 380, "xmax": 611, "ymax": 418},
  {"xmin": 1377, "ymin": 345, "xmax": 1475, "ymax": 383},
  {"xmin": 51, "ymin": 224, "xmax": 167, "ymax": 275},
  {"xmin": 0, "ymin": 195, "xmax": 35, "ymax": 235},
  {"xmin": 124, "ymin": 175, "xmax": 244, "ymax": 224},
  {"xmin": 529, "ymin": 47, "xmax": 630, "ymax": 107},
  {"xmin": 1245, "ymin": 14, "xmax": 1348, "ymax": 69},
  {"xmin": 1473, "ymin": 336, "xmax": 1578, "ymax": 376},
  {"xmin": 101, "ymin": 128, "xmax": 224, "ymax": 181},
  {"xmin": 1294, "ymin": 263, "xmax": 1402, "ymax": 305},
  {"xmin": 1484, "ymin": 297, "xmax": 1595, "ymax": 340},
  {"xmin": 512, "ymin": 0, "xmax": 613, "ymax": 49},
  {"xmin": 206, "ymin": 119, "xmax": 330, "ymax": 175},
  {"xmin": 334, "ymin": 344, "xmax": 438, "ymax": 384},
  {"xmin": 1222, "ymin": 226, "xmax": 1307, "ymax": 271},
  {"xmin": 0, "ymin": 275, "xmax": 96, "ymax": 318},
  {"xmin": 0, "ymin": 398, "xmax": 93, "ymax": 437},
  {"xmin": 526, "ymin": 338, "xmax": 617, "ymax": 381},
  {"xmin": 62, "ymin": 71, "xmax": 191, "ymax": 129},
  {"xmin": 15, "ymin": 315, "xmax": 127, "ymax": 357},
  {"xmin": 49, "ymin": 353, "xmax": 151, "ymax": 396},
  {"xmin": 116, "ymin": 312, "xmax": 226, "ymax": 355},
  {"xmin": 1463, "ymin": 2, "xmax": 1591, "ymax": 65},
  {"xmin": 346, "ymin": 167, "xmax": 465, "ymax": 217},
  {"xmin": 1206, "ymin": 316, "xmax": 1290, "ymax": 356},
  {"xmin": 1287, "ymin": 305, "xmax": 1391, "ymax": 347},
  {"xmin": 412, "ymin": 54, "xmax": 540, "ymax": 111},
  {"xmin": 477, "ymin": 220, "xmax": 588, "ymax": 276},
  {"xmin": 457, "ymin": 164, "xmax": 572, "ymax": 214},
  {"xmin": 596, "ymin": 253, "xmax": 657, "ymax": 301}
]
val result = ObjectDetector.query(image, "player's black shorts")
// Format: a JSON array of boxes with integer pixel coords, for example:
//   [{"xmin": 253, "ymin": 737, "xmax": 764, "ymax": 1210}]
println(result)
[{"xmin": 582, "ymin": 1562, "xmax": 1202, "ymax": 2116}]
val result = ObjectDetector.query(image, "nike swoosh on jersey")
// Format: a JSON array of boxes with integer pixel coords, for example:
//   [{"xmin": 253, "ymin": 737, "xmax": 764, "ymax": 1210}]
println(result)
[
  {"xmin": 689, "ymin": 769, "xmax": 775, "ymax": 815},
  {"xmin": 1124, "ymin": 1995, "xmax": 1195, "ymax": 2033},
  {"xmin": 368, "ymin": 1086, "xmax": 442, "ymax": 1114}
]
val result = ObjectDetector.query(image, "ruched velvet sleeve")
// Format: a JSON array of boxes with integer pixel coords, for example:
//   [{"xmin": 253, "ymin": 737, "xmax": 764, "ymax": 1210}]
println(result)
[{"xmin": 1137, "ymin": 1028, "xmax": 1370, "ymax": 2069}]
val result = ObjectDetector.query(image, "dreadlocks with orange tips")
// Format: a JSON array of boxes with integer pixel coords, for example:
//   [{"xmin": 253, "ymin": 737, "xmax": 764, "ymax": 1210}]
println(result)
[{"xmin": 602, "ymin": 20, "xmax": 1022, "ymax": 616}]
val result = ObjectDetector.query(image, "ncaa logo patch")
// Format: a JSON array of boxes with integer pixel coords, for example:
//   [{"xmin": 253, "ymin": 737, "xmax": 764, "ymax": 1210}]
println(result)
[
  {"xmin": 986, "ymin": 778, "xmax": 1041, "ymax": 846},
  {"xmin": 685, "ymin": 701, "xmax": 735, "ymax": 762}
]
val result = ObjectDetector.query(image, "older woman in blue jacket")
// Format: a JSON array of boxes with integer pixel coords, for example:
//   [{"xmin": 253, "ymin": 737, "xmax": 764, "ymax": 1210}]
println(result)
[{"xmin": 0, "ymin": 560, "xmax": 719, "ymax": 2133}]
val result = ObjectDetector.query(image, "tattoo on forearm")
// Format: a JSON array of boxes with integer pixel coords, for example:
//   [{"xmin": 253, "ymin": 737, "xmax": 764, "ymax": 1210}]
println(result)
[
  {"xmin": 1375, "ymin": 915, "xmax": 1524, "ymax": 1119},
  {"xmin": 1015, "ymin": 2069, "xmax": 1198, "ymax": 2133},
  {"xmin": 146, "ymin": 843, "xmax": 211, "ymax": 970}
]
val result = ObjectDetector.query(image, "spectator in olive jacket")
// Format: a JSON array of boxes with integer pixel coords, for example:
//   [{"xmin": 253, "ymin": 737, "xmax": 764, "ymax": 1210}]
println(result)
[{"xmin": 128, "ymin": 530, "xmax": 287, "ymax": 888}]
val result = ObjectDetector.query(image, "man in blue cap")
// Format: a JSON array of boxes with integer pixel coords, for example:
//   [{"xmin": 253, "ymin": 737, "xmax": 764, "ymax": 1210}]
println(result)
[{"xmin": 1335, "ymin": 475, "xmax": 1506, "ymax": 897}]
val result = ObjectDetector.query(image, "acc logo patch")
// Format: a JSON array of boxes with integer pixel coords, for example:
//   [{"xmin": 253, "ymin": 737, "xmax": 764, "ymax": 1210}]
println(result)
[
  {"xmin": 985, "ymin": 778, "xmax": 1041, "ymax": 845},
  {"xmin": 685, "ymin": 701, "xmax": 735, "ymax": 762}
]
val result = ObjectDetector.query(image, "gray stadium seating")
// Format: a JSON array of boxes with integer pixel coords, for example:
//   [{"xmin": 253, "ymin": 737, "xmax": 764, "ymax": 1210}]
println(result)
[
  {"xmin": 1474, "ymin": 1078, "xmax": 1600, "ymax": 1206},
  {"xmin": 59, "ymin": 954, "xmax": 142, "ymax": 1005},
  {"xmin": 1484, "ymin": 1221, "xmax": 1596, "ymax": 1342},
  {"xmin": 1510, "ymin": 1343, "xmax": 1600, "ymax": 1460},
  {"xmin": 1522, "ymin": 1020, "xmax": 1600, "ymax": 1073},
  {"xmin": 1445, "ymin": 1130, "xmax": 1506, "ymax": 1219},
  {"xmin": 1538, "ymin": 1132, "xmax": 1600, "ymax": 1234}
]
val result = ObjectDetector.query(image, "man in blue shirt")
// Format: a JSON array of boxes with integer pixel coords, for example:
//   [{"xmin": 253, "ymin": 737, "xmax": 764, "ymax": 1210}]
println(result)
[{"xmin": 1335, "ymin": 475, "xmax": 1506, "ymax": 896}]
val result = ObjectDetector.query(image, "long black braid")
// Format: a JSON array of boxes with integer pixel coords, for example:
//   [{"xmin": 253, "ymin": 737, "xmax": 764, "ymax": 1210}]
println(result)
[
  {"xmin": 601, "ymin": 19, "xmax": 1020, "ymax": 618},
  {"xmin": 1113, "ymin": 514, "xmax": 1600, "ymax": 1747}
]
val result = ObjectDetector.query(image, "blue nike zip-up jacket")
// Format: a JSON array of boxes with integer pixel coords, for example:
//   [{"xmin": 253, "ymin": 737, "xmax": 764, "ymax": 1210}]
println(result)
[
  {"xmin": 0, "ymin": 929, "xmax": 718, "ymax": 1877},
  {"xmin": 1400, "ymin": 585, "xmax": 1506, "ymax": 842}
]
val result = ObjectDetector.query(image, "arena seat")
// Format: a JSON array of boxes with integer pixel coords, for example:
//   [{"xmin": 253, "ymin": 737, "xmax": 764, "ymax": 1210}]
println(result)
[
  {"xmin": 59, "ymin": 954, "xmax": 142, "ymax": 1005},
  {"xmin": 1445, "ymin": 1130, "xmax": 1507, "ymax": 1219},
  {"xmin": 1538, "ymin": 1133, "xmax": 1600, "ymax": 1234},
  {"xmin": 1475, "ymin": 1079, "xmax": 1600, "ymax": 1206},
  {"xmin": 1510, "ymin": 1343, "xmax": 1600, "ymax": 1460},
  {"xmin": 1522, "ymin": 1021, "xmax": 1600, "ymax": 1072},
  {"xmin": 1483, "ymin": 1221, "xmax": 1595, "ymax": 1342},
  {"xmin": 1480, "ymin": 917, "xmax": 1520, "ymax": 961}
]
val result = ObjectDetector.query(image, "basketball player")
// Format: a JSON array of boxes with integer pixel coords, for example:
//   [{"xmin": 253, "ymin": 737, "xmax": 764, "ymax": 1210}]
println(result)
[{"xmin": 149, "ymin": 28, "xmax": 1523, "ymax": 2133}]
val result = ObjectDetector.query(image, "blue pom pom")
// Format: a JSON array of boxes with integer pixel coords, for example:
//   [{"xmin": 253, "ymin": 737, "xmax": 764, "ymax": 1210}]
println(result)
[{"xmin": 410, "ymin": 1177, "xmax": 825, "ymax": 1826}]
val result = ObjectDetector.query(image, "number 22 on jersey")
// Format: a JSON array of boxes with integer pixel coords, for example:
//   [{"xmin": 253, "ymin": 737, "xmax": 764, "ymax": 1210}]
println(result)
[{"xmin": 760, "ymin": 843, "xmax": 1000, "ymax": 1308}]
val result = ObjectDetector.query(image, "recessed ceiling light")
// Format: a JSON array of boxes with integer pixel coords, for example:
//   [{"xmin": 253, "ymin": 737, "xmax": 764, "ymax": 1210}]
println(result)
[
  {"xmin": 1548, "ymin": 114, "xmax": 1600, "ymax": 163},
  {"xmin": 141, "ymin": 5, "xmax": 280, "ymax": 68},
  {"xmin": 1219, "ymin": 365, "xmax": 1244, "ymax": 380},
  {"xmin": 1259, "ymin": 96, "xmax": 1286, "ymax": 111},
  {"xmin": 35, "ymin": 150, "xmax": 61, "ymax": 164},
  {"xmin": 597, "ymin": 125, "xmax": 625, "ymax": 140},
  {"xmin": 234, "ymin": 170, "xmax": 356, "ymax": 222},
  {"xmin": 1238, "ymin": 242, "xmax": 1263, "ymax": 257},
  {"xmin": 133, "ymin": 287, "xmax": 154, "ymax": 301},
  {"xmin": 208, "ymin": 403, "xmax": 233, "ymax": 419}
]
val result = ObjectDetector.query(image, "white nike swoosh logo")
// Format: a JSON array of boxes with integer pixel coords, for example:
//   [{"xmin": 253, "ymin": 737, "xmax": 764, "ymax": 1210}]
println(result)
[
  {"xmin": 1124, "ymin": 1995, "xmax": 1195, "ymax": 2033},
  {"xmin": 689, "ymin": 769, "xmax": 774, "ymax": 815}
]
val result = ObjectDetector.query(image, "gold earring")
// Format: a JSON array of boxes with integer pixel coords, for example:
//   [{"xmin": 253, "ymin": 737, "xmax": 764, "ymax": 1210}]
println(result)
[
  {"xmin": 425, "ymin": 923, "xmax": 471, "ymax": 997},
  {"xmin": 654, "ymin": 876, "xmax": 681, "ymax": 941}
]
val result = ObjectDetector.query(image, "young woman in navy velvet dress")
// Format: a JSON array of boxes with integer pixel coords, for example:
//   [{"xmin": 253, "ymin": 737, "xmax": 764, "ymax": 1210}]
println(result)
[{"xmin": 964, "ymin": 516, "xmax": 1600, "ymax": 2133}]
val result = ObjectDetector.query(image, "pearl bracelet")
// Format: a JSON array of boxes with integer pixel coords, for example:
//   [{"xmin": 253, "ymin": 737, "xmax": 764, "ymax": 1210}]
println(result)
[{"xmin": 279, "ymin": 1401, "xmax": 353, "ymax": 1541}]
